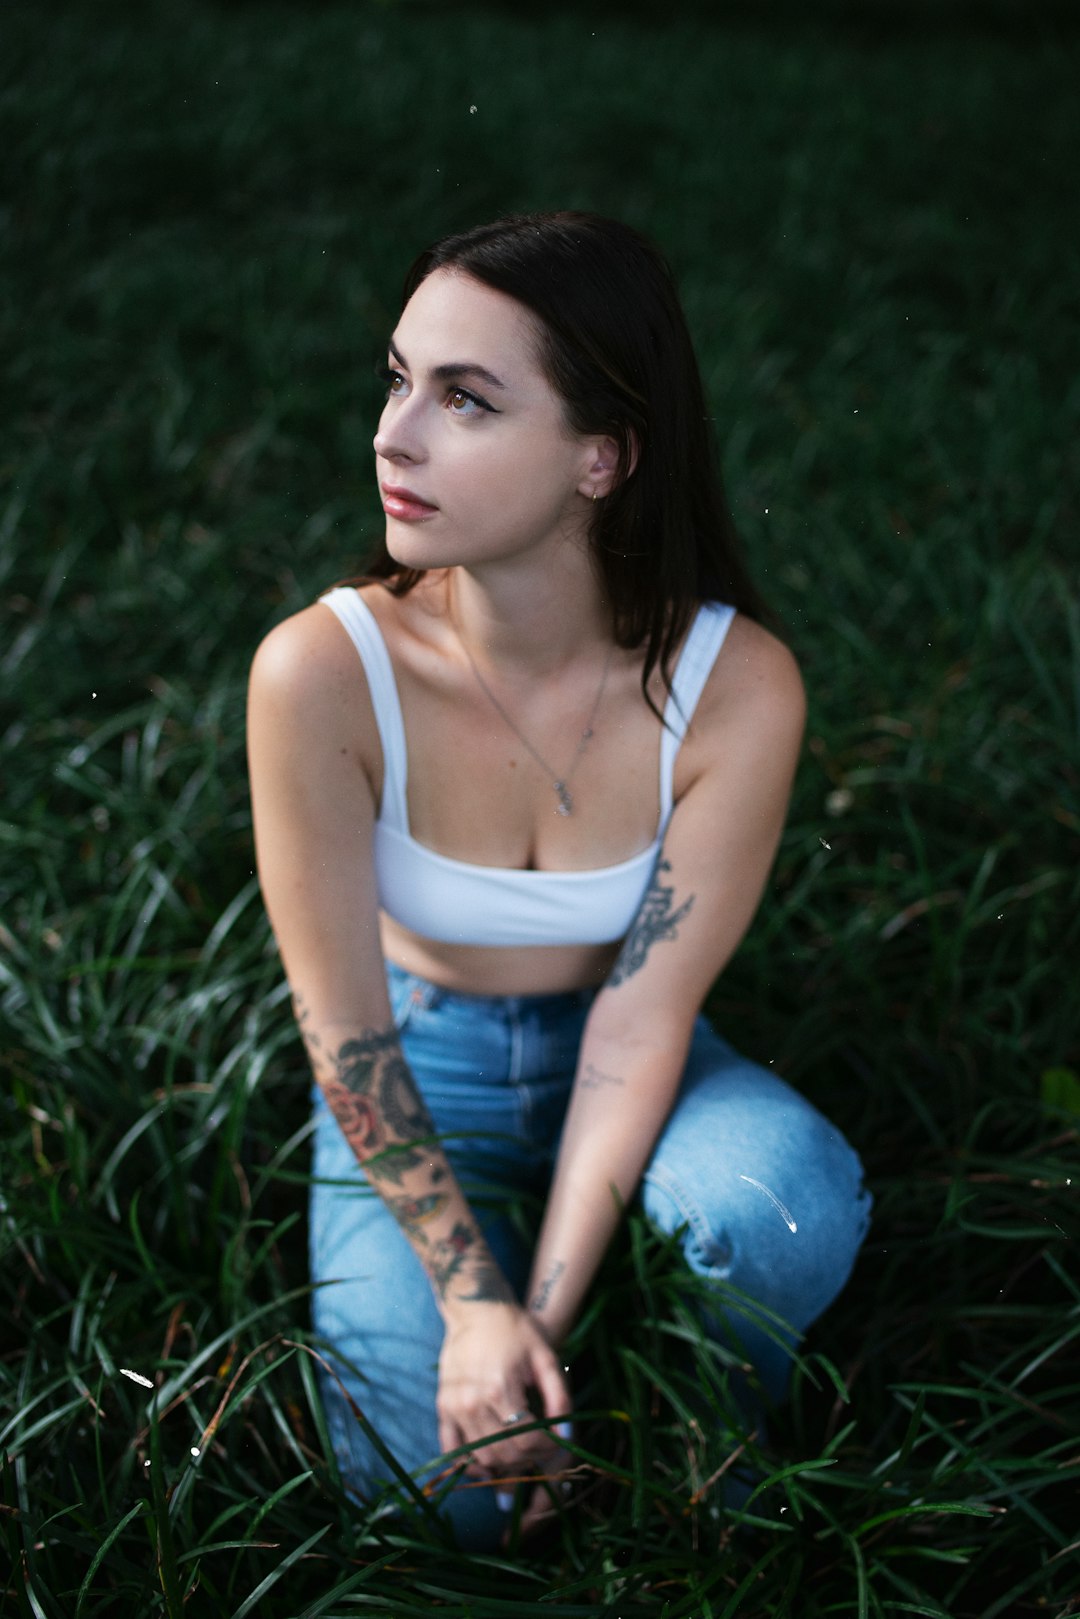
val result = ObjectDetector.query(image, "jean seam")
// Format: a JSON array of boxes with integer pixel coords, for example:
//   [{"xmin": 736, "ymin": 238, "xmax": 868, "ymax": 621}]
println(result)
[
  {"xmin": 642, "ymin": 1161, "xmax": 732, "ymax": 1274},
  {"xmin": 508, "ymin": 1010, "xmax": 523, "ymax": 1083}
]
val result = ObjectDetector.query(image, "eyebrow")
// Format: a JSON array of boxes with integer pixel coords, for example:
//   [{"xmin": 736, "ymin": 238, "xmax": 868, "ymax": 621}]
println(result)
[{"xmin": 387, "ymin": 337, "xmax": 508, "ymax": 392}]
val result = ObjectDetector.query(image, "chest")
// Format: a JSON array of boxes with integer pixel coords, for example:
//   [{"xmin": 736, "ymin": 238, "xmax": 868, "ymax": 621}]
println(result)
[{"xmin": 391, "ymin": 652, "xmax": 681, "ymax": 873}]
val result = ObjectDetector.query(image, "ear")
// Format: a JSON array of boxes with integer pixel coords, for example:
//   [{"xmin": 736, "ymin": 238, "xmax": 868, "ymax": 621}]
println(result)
[{"xmin": 579, "ymin": 429, "xmax": 639, "ymax": 500}]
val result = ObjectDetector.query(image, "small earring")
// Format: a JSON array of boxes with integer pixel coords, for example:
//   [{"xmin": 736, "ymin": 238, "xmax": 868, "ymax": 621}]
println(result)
[{"xmin": 591, "ymin": 492, "xmax": 598, "ymax": 502}]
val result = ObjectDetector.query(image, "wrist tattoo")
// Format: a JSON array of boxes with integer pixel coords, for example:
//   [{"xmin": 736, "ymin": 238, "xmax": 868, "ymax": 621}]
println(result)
[
  {"xmin": 608, "ymin": 856, "xmax": 695, "ymax": 987},
  {"xmin": 457, "ymin": 1259, "xmax": 516, "ymax": 1305},
  {"xmin": 429, "ymin": 1221, "xmax": 476, "ymax": 1298},
  {"xmin": 529, "ymin": 1260, "xmax": 566, "ymax": 1314},
  {"xmin": 581, "ymin": 1061, "xmax": 624, "ymax": 1091}
]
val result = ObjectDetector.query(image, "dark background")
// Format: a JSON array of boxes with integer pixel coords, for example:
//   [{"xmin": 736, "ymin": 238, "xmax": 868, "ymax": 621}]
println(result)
[{"xmin": 2, "ymin": 2, "xmax": 1078, "ymax": 1614}]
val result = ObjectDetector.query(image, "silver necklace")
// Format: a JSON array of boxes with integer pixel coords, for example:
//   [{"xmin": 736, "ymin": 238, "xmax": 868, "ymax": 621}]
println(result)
[{"xmin": 457, "ymin": 631, "xmax": 614, "ymax": 817}]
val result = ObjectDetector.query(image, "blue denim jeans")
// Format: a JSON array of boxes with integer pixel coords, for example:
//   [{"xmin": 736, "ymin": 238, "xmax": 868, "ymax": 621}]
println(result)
[{"xmin": 310, "ymin": 960, "xmax": 871, "ymax": 1548}]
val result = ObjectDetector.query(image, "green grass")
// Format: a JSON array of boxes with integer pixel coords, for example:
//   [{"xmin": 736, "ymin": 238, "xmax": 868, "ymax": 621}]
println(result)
[{"xmin": 2, "ymin": 1, "xmax": 1079, "ymax": 1614}]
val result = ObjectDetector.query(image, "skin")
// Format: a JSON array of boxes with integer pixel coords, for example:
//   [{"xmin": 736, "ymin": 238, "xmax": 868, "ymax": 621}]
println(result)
[
  {"xmin": 373, "ymin": 268, "xmax": 617, "ymax": 591},
  {"xmin": 369, "ymin": 269, "xmax": 698, "ymax": 997},
  {"xmin": 248, "ymin": 266, "xmax": 807, "ymax": 1542},
  {"xmin": 606, "ymin": 858, "xmax": 696, "ymax": 987}
]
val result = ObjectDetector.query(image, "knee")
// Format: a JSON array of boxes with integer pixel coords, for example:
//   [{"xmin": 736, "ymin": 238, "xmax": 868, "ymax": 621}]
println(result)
[{"xmin": 643, "ymin": 1106, "xmax": 872, "ymax": 1330}]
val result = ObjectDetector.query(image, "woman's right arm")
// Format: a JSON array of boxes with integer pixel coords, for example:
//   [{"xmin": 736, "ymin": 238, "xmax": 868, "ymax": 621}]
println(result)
[
  {"xmin": 246, "ymin": 604, "xmax": 569, "ymax": 1496},
  {"xmin": 248, "ymin": 607, "xmax": 505, "ymax": 1309}
]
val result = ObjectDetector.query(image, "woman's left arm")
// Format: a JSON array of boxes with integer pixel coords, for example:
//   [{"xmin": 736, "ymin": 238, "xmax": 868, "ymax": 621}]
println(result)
[{"xmin": 525, "ymin": 622, "xmax": 807, "ymax": 1351}]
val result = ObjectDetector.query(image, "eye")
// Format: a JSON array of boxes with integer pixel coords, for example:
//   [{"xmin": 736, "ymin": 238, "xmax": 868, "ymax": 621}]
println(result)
[
  {"xmin": 446, "ymin": 386, "xmax": 485, "ymax": 416},
  {"xmin": 375, "ymin": 362, "xmax": 406, "ymax": 397},
  {"xmin": 374, "ymin": 362, "xmax": 495, "ymax": 417}
]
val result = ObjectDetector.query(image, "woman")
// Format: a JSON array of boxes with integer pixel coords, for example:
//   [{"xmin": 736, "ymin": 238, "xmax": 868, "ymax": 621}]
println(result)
[{"xmin": 247, "ymin": 210, "xmax": 871, "ymax": 1551}]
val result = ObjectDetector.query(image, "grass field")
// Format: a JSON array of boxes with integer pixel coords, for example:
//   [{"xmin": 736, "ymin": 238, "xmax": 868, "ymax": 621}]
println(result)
[{"xmin": 2, "ymin": 1, "xmax": 1079, "ymax": 1614}]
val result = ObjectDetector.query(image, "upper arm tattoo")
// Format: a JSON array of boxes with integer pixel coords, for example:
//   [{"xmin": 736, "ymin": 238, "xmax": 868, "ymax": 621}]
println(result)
[{"xmin": 607, "ymin": 856, "xmax": 695, "ymax": 988}]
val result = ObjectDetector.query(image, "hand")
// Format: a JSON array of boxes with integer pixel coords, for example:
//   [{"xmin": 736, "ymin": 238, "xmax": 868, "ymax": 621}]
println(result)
[{"xmin": 436, "ymin": 1301, "xmax": 571, "ymax": 1514}]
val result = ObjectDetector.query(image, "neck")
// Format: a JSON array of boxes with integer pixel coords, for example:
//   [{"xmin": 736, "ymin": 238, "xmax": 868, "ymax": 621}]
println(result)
[{"xmin": 442, "ymin": 542, "xmax": 613, "ymax": 680}]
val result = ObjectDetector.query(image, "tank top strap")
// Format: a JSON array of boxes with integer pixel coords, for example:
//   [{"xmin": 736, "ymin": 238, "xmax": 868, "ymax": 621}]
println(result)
[
  {"xmin": 318, "ymin": 588, "xmax": 410, "ymax": 831},
  {"xmin": 658, "ymin": 602, "xmax": 737, "ymax": 827}
]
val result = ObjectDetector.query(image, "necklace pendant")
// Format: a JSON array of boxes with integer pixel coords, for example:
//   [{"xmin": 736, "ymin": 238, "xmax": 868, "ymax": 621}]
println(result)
[{"xmin": 554, "ymin": 781, "xmax": 573, "ymax": 816}]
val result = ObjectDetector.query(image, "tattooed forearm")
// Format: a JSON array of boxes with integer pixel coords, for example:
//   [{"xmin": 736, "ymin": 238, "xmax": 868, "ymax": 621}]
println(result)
[
  {"xmin": 529, "ymin": 1260, "xmax": 566, "ymax": 1313},
  {"xmin": 376, "ymin": 1042, "xmax": 437, "ymax": 1139},
  {"xmin": 384, "ymin": 1191, "xmax": 449, "ymax": 1244},
  {"xmin": 608, "ymin": 857, "xmax": 695, "ymax": 987},
  {"xmin": 293, "ymin": 995, "xmax": 513, "ymax": 1312},
  {"xmin": 363, "ymin": 1140, "xmax": 427, "ymax": 1185},
  {"xmin": 428, "ymin": 1228, "xmax": 517, "ymax": 1305},
  {"xmin": 581, "ymin": 1062, "xmax": 624, "ymax": 1091},
  {"xmin": 317, "ymin": 1022, "xmax": 438, "ymax": 1167},
  {"xmin": 323, "ymin": 1086, "xmax": 383, "ymax": 1155},
  {"xmin": 428, "ymin": 1221, "xmax": 477, "ymax": 1299},
  {"xmin": 457, "ymin": 1259, "xmax": 516, "ymax": 1305}
]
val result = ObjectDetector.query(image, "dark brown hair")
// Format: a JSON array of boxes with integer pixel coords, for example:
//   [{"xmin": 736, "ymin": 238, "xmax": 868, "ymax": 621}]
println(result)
[{"xmin": 360, "ymin": 210, "xmax": 768, "ymax": 718}]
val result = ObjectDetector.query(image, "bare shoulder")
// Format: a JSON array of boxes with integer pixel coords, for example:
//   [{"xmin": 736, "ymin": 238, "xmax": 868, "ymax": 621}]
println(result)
[
  {"xmin": 247, "ymin": 598, "xmax": 381, "ymax": 789},
  {"xmin": 249, "ymin": 599, "xmax": 360, "ymax": 697},
  {"xmin": 718, "ymin": 613, "xmax": 804, "ymax": 716},
  {"xmin": 687, "ymin": 612, "xmax": 806, "ymax": 774}
]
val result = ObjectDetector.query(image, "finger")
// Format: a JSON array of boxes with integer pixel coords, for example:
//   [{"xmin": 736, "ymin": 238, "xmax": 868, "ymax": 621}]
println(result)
[
  {"xmin": 485, "ymin": 1427, "xmax": 553, "ymax": 1481},
  {"xmin": 466, "ymin": 1432, "xmax": 511, "ymax": 1478},
  {"xmin": 515, "ymin": 1419, "xmax": 572, "ymax": 1477},
  {"xmin": 439, "ymin": 1414, "xmax": 490, "ymax": 1480},
  {"xmin": 485, "ymin": 1398, "xmax": 546, "ymax": 1468},
  {"xmin": 437, "ymin": 1409, "xmax": 461, "ymax": 1462},
  {"xmin": 462, "ymin": 1408, "xmax": 537, "ymax": 1479},
  {"xmin": 480, "ymin": 1389, "xmax": 567, "ymax": 1480},
  {"xmin": 529, "ymin": 1346, "xmax": 572, "ymax": 1431}
]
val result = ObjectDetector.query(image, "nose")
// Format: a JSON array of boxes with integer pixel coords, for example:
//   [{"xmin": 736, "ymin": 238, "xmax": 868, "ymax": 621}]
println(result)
[{"xmin": 373, "ymin": 396, "xmax": 426, "ymax": 465}]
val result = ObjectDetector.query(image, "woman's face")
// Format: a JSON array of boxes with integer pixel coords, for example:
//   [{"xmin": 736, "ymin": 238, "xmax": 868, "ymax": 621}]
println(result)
[{"xmin": 373, "ymin": 268, "xmax": 606, "ymax": 571}]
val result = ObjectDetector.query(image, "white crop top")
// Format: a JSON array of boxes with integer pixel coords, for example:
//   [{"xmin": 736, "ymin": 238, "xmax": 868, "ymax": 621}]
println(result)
[{"xmin": 318, "ymin": 587, "xmax": 736, "ymax": 947}]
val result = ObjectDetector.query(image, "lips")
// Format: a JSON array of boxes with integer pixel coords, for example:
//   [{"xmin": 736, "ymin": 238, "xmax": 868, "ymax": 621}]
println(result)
[{"xmin": 380, "ymin": 483, "xmax": 439, "ymax": 524}]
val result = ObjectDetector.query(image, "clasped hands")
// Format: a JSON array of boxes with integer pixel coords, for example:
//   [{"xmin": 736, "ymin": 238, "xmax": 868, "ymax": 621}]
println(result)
[{"xmin": 436, "ymin": 1301, "xmax": 574, "ymax": 1543}]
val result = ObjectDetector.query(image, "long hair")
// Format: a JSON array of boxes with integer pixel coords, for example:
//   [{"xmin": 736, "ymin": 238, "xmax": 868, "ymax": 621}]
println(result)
[{"xmin": 360, "ymin": 210, "xmax": 769, "ymax": 718}]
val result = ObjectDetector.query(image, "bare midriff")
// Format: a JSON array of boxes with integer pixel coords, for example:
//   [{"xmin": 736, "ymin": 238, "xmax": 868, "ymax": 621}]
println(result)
[{"xmin": 379, "ymin": 912, "xmax": 622, "ymax": 997}]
